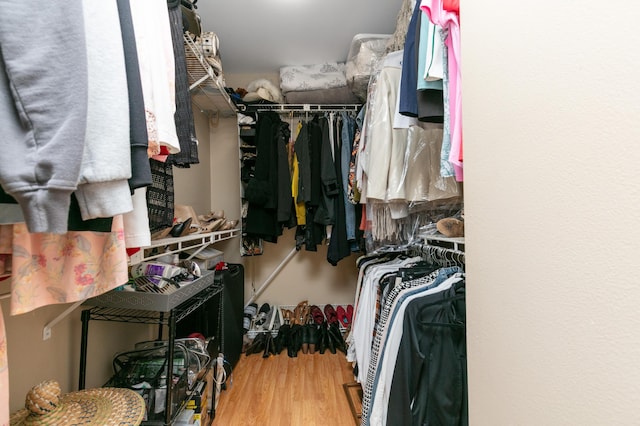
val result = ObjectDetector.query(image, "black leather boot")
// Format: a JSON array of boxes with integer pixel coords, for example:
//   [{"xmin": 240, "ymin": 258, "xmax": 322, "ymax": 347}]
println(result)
[
  {"xmin": 274, "ymin": 324, "xmax": 290, "ymax": 354},
  {"xmin": 288, "ymin": 324, "xmax": 301, "ymax": 357},
  {"xmin": 262, "ymin": 333, "xmax": 274, "ymax": 358},
  {"xmin": 328, "ymin": 323, "xmax": 346, "ymax": 354},
  {"xmin": 318, "ymin": 322, "xmax": 328, "ymax": 354},
  {"xmin": 245, "ymin": 333, "xmax": 266, "ymax": 356},
  {"xmin": 308, "ymin": 324, "xmax": 319, "ymax": 354}
]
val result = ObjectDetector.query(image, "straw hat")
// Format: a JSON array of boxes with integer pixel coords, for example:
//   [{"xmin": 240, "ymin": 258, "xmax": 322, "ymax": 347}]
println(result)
[{"xmin": 10, "ymin": 380, "xmax": 145, "ymax": 426}]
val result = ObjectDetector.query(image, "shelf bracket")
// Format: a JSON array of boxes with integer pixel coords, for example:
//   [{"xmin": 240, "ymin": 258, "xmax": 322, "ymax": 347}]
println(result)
[
  {"xmin": 43, "ymin": 299, "xmax": 86, "ymax": 341},
  {"xmin": 245, "ymin": 247, "xmax": 298, "ymax": 307}
]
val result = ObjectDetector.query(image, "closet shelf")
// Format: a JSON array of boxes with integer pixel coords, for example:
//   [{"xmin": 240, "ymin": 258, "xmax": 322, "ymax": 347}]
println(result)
[
  {"xmin": 237, "ymin": 103, "xmax": 361, "ymax": 113},
  {"xmin": 184, "ymin": 33, "xmax": 237, "ymax": 118},
  {"xmin": 419, "ymin": 234, "xmax": 465, "ymax": 253},
  {"xmin": 128, "ymin": 228, "xmax": 240, "ymax": 266}
]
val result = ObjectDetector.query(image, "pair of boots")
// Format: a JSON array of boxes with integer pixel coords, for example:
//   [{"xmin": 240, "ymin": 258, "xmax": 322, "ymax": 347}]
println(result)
[
  {"xmin": 317, "ymin": 322, "xmax": 346, "ymax": 355},
  {"xmin": 275, "ymin": 321, "xmax": 346, "ymax": 357},
  {"xmin": 244, "ymin": 332, "xmax": 277, "ymax": 358}
]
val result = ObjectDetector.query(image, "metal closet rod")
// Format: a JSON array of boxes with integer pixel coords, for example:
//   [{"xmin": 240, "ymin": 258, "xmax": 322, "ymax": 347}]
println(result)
[{"xmin": 238, "ymin": 103, "xmax": 361, "ymax": 113}]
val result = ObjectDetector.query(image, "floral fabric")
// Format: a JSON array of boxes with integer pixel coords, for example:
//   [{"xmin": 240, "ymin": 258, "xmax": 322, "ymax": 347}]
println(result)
[{"xmin": 8, "ymin": 215, "xmax": 128, "ymax": 315}]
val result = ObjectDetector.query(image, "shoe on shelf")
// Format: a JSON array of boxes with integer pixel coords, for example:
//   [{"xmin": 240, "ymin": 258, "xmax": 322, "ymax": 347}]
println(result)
[
  {"xmin": 324, "ymin": 304, "xmax": 338, "ymax": 325},
  {"xmin": 336, "ymin": 305, "xmax": 349, "ymax": 327},
  {"xmin": 254, "ymin": 303, "xmax": 271, "ymax": 329},
  {"xmin": 243, "ymin": 303, "xmax": 258, "ymax": 333},
  {"xmin": 219, "ymin": 219, "xmax": 239, "ymax": 231},
  {"xmin": 198, "ymin": 218, "xmax": 225, "ymax": 233},
  {"xmin": 346, "ymin": 305, "xmax": 354, "ymax": 324},
  {"xmin": 281, "ymin": 308, "xmax": 293, "ymax": 325},
  {"xmin": 310, "ymin": 305, "xmax": 324, "ymax": 325},
  {"xmin": 198, "ymin": 210, "xmax": 225, "ymax": 223},
  {"xmin": 174, "ymin": 204, "xmax": 201, "ymax": 228},
  {"xmin": 292, "ymin": 300, "xmax": 309, "ymax": 325},
  {"xmin": 169, "ymin": 217, "xmax": 193, "ymax": 238},
  {"xmin": 150, "ymin": 227, "xmax": 172, "ymax": 241},
  {"xmin": 436, "ymin": 217, "xmax": 464, "ymax": 238}
]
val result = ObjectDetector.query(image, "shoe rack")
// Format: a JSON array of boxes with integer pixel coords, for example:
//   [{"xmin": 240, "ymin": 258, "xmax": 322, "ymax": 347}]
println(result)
[{"xmin": 237, "ymin": 113, "xmax": 264, "ymax": 256}]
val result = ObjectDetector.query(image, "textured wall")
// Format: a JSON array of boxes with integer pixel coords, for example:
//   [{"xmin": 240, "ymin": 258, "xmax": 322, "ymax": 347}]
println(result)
[{"xmin": 463, "ymin": 2, "xmax": 640, "ymax": 424}]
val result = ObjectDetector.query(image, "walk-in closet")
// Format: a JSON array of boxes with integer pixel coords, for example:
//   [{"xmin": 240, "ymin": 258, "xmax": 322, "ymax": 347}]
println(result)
[{"xmin": 1, "ymin": 0, "xmax": 640, "ymax": 425}]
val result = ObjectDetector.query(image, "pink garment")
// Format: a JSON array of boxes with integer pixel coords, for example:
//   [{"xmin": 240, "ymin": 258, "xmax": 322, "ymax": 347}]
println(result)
[
  {"xmin": 443, "ymin": 0, "xmax": 459, "ymax": 14},
  {"xmin": 8, "ymin": 215, "xmax": 129, "ymax": 315},
  {"xmin": 422, "ymin": 0, "xmax": 463, "ymax": 181}
]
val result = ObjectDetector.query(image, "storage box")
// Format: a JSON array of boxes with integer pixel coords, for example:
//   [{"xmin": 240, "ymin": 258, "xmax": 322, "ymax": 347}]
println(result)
[
  {"xmin": 345, "ymin": 33, "xmax": 391, "ymax": 101},
  {"xmin": 184, "ymin": 247, "xmax": 224, "ymax": 271}
]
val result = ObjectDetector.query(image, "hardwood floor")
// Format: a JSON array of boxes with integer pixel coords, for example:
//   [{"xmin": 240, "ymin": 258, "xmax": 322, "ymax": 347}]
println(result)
[{"xmin": 212, "ymin": 350, "xmax": 360, "ymax": 425}]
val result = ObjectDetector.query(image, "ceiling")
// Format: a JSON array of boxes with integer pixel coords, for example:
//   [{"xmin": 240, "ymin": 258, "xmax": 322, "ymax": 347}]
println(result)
[{"xmin": 195, "ymin": 0, "xmax": 404, "ymax": 75}]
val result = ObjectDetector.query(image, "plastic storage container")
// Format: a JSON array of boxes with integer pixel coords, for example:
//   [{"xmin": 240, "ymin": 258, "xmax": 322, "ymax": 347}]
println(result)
[{"xmin": 345, "ymin": 33, "xmax": 391, "ymax": 101}]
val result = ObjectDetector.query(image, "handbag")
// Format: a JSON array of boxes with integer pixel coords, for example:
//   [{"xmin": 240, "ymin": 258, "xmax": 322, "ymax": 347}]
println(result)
[{"xmin": 181, "ymin": 0, "xmax": 201, "ymax": 37}]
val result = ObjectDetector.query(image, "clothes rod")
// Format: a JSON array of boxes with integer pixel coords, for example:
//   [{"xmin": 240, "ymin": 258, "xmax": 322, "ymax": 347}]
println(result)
[{"xmin": 238, "ymin": 103, "xmax": 361, "ymax": 113}]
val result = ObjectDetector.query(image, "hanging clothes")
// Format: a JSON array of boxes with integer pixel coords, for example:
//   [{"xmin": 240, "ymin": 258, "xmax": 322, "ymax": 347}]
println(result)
[
  {"xmin": 347, "ymin": 244, "xmax": 466, "ymax": 426},
  {"xmin": 166, "ymin": 1, "xmax": 200, "ymax": 167},
  {"xmin": 421, "ymin": 0, "xmax": 463, "ymax": 181},
  {"xmin": 75, "ymin": 0, "xmax": 133, "ymax": 222},
  {"xmin": 0, "ymin": 0, "xmax": 89, "ymax": 234}
]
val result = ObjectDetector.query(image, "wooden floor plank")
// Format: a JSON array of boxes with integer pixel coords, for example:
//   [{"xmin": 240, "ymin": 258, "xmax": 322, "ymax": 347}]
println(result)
[{"xmin": 212, "ymin": 350, "xmax": 358, "ymax": 425}]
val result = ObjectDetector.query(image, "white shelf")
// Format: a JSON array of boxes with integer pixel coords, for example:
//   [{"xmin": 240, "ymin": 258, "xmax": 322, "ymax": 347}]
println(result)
[
  {"xmin": 419, "ymin": 234, "xmax": 465, "ymax": 253},
  {"xmin": 128, "ymin": 229, "xmax": 240, "ymax": 265},
  {"xmin": 184, "ymin": 33, "xmax": 237, "ymax": 118}
]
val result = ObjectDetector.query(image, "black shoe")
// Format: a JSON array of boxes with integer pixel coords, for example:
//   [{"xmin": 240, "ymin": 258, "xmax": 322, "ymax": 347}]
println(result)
[
  {"xmin": 274, "ymin": 324, "xmax": 290, "ymax": 354},
  {"xmin": 169, "ymin": 217, "xmax": 192, "ymax": 237},
  {"xmin": 308, "ymin": 324, "xmax": 319, "ymax": 354},
  {"xmin": 328, "ymin": 323, "xmax": 346, "ymax": 354},
  {"xmin": 301, "ymin": 324, "xmax": 310, "ymax": 354},
  {"xmin": 288, "ymin": 324, "xmax": 301, "ymax": 358},
  {"xmin": 262, "ymin": 333, "xmax": 274, "ymax": 358},
  {"xmin": 245, "ymin": 333, "xmax": 266, "ymax": 356},
  {"xmin": 318, "ymin": 322, "xmax": 328, "ymax": 354}
]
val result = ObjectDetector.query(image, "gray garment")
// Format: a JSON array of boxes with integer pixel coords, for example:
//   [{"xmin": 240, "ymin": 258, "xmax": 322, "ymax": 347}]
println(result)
[
  {"xmin": 0, "ymin": 0, "xmax": 88, "ymax": 233},
  {"xmin": 75, "ymin": 0, "xmax": 133, "ymax": 220}
]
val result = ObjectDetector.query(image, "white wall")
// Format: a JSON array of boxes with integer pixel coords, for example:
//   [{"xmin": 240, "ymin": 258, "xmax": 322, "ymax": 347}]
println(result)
[{"xmin": 463, "ymin": 2, "xmax": 640, "ymax": 424}]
